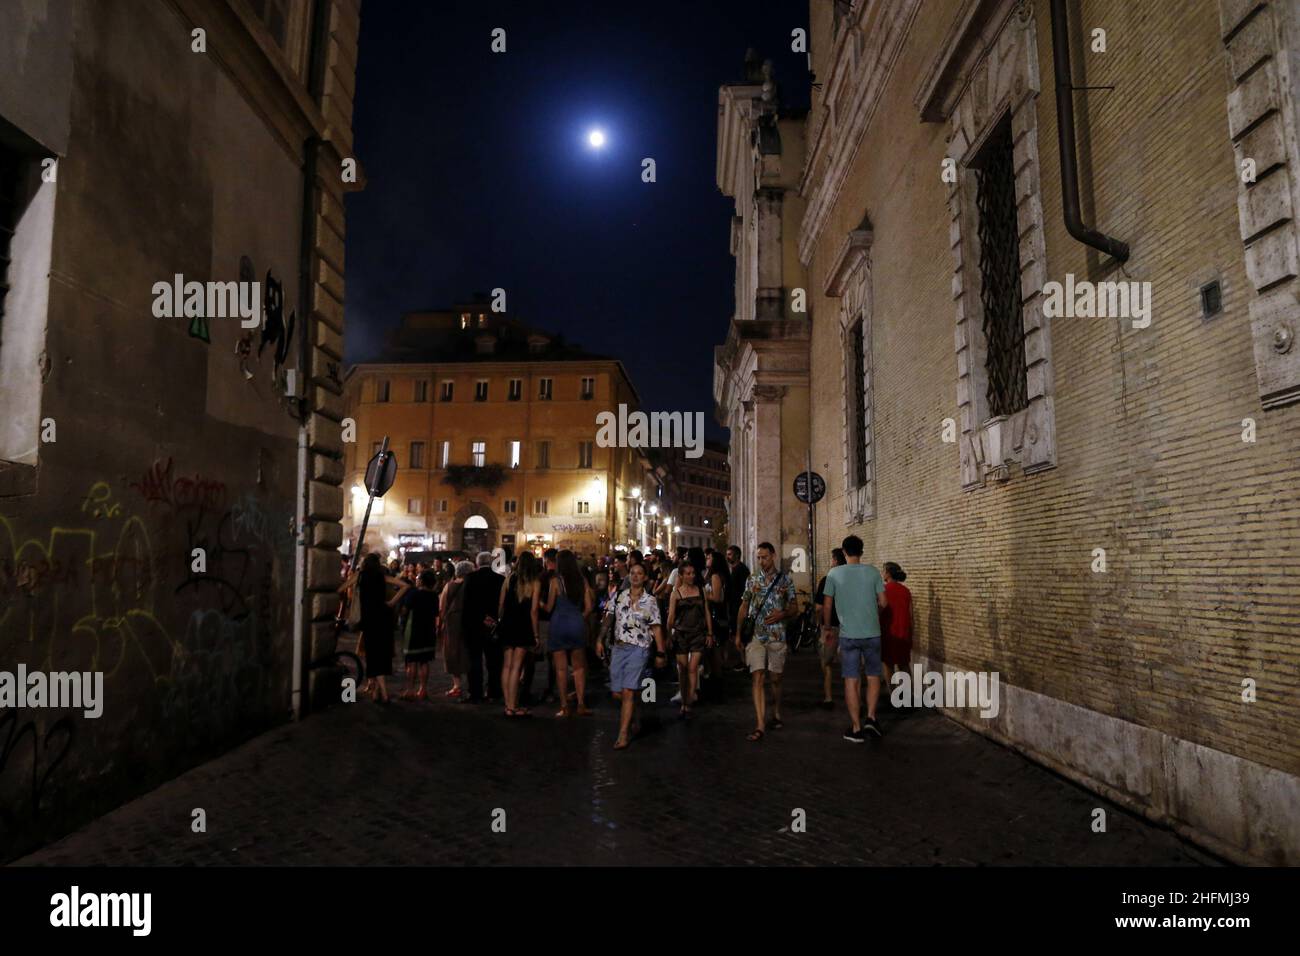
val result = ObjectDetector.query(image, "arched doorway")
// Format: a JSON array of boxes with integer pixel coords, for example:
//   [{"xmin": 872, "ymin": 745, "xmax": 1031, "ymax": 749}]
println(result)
[{"xmin": 462, "ymin": 514, "xmax": 489, "ymax": 554}]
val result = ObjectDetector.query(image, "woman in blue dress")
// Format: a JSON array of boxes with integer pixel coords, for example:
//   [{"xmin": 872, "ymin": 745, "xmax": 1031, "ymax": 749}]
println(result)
[{"xmin": 535, "ymin": 549, "xmax": 593, "ymax": 717}]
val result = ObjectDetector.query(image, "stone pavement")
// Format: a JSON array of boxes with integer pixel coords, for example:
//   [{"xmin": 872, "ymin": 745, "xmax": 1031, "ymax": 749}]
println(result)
[{"xmin": 16, "ymin": 649, "xmax": 1216, "ymax": 866}]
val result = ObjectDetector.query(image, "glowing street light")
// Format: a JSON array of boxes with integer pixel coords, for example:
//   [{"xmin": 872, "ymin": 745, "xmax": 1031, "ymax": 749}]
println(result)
[{"xmin": 587, "ymin": 128, "xmax": 606, "ymax": 148}]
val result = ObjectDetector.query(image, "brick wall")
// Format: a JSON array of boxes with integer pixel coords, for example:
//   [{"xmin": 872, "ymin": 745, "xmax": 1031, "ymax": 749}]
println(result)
[{"xmin": 806, "ymin": 0, "xmax": 1300, "ymax": 794}]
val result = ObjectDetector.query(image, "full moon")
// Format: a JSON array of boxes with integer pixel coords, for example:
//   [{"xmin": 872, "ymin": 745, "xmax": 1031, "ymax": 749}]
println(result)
[{"xmin": 587, "ymin": 129, "xmax": 606, "ymax": 148}]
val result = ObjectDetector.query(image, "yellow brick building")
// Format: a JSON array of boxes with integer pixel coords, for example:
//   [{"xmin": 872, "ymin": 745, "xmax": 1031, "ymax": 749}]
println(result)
[
  {"xmin": 717, "ymin": 0, "xmax": 1300, "ymax": 863},
  {"xmin": 344, "ymin": 306, "xmax": 655, "ymax": 559}
]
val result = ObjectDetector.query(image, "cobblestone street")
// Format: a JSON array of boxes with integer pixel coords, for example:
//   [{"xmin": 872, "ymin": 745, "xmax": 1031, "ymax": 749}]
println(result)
[{"xmin": 18, "ymin": 653, "xmax": 1214, "ymax": 866}]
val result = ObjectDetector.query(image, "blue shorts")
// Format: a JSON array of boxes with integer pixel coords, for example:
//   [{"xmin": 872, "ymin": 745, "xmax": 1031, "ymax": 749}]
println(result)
[
  {"xmin": 609, "ymin": 642, "xmax": 651, "ymax": 692},
  {"xmin": 840, "ymin": 637, "xmax": 882, "ymax": 679}
]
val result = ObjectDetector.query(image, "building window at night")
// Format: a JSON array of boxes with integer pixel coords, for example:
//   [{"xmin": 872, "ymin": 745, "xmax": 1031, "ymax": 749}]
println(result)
[
  {"xmin": 848, "ymin": 317, "xmax": 868, "ymax": 489},
  {"xmin": 432, "ymin": 532, "xmax": 447, "ymax": 549},
  {"xmin": 576, "ymin": 500, "xmax": 590, "ymax": 515},
  {"xmin": 477, "ymin": 313, "xmax": 486, "ymax": 327},
  {"xmin": 440, "ymin": 380, "xmax": 453, "ymax": 401},
  {"xmin": 509, "ymin": 440, "xmax": 521, "ymax": 469},
  {"xmin": 533, "ymin": 499, "xmax": 548, "ymax": 515},
  {"xmin": 376, "ymin": 379, "xmax": 390, "ymax": 402},
  {"xmin": 438, "ymin": 441, "xmax": 450, "ymax": 468},
  {"xmin": 460, "ymin": 313, "xmax": 470, "ymax": 329},
  {"xmin": 414, "ymin": 380, "xmax": 428, "ymax": 402},
  {"xmin": 508, "ymin": 378, "xmax": 522, "ymax": 401},
  {"xmin": 436, "ymin": 499, "xmax": 448, "ymax": 513},
  {"xmin": 536, "ymin": 441, "xmax": 550, "ymax": 469},
  {"xmin": 974, "ymin": 115, "xmax": 1028, "ymax": 418},
  {"xmin": 407, "ymin": 497, "xmax": 423, "ymax": 515},
  {"xmin": 471, "ymin": 440, "xmax": 486, "ymax": 466},
  {"xmin": 409, "ymin": 441, "xmax": 426, "ymax": 469},
  {"xmin": 371, "ymin": 441, "xmax": 383, "ymax": 457},
  {"xmin": 581, "ymin": 376, "xmax": 595, "ymax": 399},
  {"xmin": 538, "ymin": 377, "xmax": 553, "ymax": 400},
  {"xmin": 248, "ymin": 0, "xmax": 290, "ymax": 49},
  {"xmin": 578, "ymin": 441, "xmax": 593, "ymax": 468},
  {"xmin": 503, "ymin": 499, "xmax": 517, "ymax": 514},
  {"xmin": 475, "ymin": 379, "xmax": 488, "ymax": 401}
]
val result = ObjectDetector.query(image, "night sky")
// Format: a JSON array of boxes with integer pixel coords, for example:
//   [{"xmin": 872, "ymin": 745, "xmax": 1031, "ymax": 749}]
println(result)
[{"xmin": 345, "ymin": 0, "xmax": 810, "ymax": 440}]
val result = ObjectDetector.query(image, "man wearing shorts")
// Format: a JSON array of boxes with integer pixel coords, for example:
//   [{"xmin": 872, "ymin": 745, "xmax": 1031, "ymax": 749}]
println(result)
[
  {"xmin": 823, "ymin": 534, "xmax": 887, "ymax": 742},
  {"xmin": 734, "ymin": 542, "xmax": 796, "ymax": 741}
]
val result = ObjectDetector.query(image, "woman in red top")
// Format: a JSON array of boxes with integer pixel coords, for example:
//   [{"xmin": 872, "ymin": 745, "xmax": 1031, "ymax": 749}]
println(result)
[{"xmin": 880, "ymin": 562, "xmax": 913, "ymax": 690}]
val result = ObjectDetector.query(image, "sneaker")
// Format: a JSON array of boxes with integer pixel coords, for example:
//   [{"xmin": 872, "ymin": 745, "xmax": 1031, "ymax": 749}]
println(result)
[
  {"xmin": 863, "ymin": 717, "xmax": 883, "ymax": 738},
  {"xmin": 670, "ymin": 691, "xmax": 683, "ymax": 704},
  {"xmin": 842, "ymin": 727, "xmax": 865, "ymax": 744}
]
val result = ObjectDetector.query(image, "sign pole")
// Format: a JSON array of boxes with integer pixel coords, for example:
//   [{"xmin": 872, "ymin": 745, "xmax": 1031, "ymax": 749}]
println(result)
[
  {"xmin": 349, "ymin": 435, "xmax": 390, "ymax": 562},
  {"xmin": 806, "ymin": 448, "xmax": 815, "ymax": 593}
]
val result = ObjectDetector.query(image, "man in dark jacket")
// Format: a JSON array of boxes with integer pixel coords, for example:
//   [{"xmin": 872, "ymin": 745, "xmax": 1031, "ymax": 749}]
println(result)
[
  {"xmin": 462, "ymin": 551, "xmax": 505, "ymax": 702},
  {"xmin": 725, "ymin": 545, "xmax": 750, "ymax": 671}
]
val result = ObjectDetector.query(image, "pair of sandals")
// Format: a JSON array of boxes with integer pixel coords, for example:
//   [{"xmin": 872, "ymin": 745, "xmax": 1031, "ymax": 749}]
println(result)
[
  {"xmin": 747, "ymin": 717, "xmax": 784, "ymax": 742},
  {"xmin": 504, "ymin": 706, "xmax": 532, "ymax": 718},
  {"xmin": 557, "ymin": 705, "xmax": 594, "ymax": 718}
]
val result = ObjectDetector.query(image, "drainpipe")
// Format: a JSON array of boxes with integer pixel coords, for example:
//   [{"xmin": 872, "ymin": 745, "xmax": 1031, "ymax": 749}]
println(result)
[
  {"xmin": 1049, "ymin": 0, "xmax": 1129, "ymax": 262},
  {"xmin": 293, "ymin": 0, "xmax": 332, "ymax": 720}
]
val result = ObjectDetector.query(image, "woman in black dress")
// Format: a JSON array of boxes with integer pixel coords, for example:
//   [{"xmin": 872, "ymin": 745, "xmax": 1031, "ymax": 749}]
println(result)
[
  {"xmin": 340, "ymin": 552, "xmax": 406, "ymax": 703},
  {"xmin": 497, "ymin": 551, "xmax": 540, "ymax": 717},
  {"xmin": 400, "ymin": 569, "xmax": 439, "ymax": 700}
]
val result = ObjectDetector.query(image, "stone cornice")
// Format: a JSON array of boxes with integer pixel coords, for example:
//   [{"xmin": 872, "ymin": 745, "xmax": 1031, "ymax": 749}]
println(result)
[
  {"xmin": 823, "ymin": 229, "xmax": 873, "ymax": 297},
  {"xmin": 914, "ymin": 0, "xmax": 1022, "ymax": 122},
  {"xmin": 165, "ymin": 0, "xmax": 328, "ymax": 162},
  {"xmin": 797, "ymin": 0, "xmax": 921, "ymax": 266},
  {"xmin": 716, "ymin": 83, "xmax": 764, "ymax": 199}
]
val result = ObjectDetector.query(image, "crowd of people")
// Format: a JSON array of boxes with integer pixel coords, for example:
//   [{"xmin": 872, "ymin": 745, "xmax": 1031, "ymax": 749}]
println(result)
[{"xmin": 337, "ymin": 537, "xmax": 912, "ymax": 750}]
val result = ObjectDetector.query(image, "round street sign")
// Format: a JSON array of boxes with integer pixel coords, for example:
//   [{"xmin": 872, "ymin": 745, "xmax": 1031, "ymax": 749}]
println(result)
[
  {"xmin": 794, "ymin": 471, "xmax": 826, "ymax": 504},
  {"xmin": 364, "ymin": 450, "xmax": 398, "ymax": 497}
]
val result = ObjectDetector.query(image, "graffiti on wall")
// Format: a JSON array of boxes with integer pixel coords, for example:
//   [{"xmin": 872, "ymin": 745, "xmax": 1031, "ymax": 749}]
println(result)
[{"xmin": 0, "ymin": 464, "xmax": 293, "ymax": 846}]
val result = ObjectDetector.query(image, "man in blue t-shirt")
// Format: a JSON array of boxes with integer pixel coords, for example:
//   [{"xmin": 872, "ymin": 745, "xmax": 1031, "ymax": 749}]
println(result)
[{"xmin": 823, "ymin": 534, "xmax": 887, "ymax": 742}]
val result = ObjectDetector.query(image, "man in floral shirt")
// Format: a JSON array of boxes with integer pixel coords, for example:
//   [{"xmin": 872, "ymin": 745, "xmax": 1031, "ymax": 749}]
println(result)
[
  {"xmin": 596, "ymin": 562, "xmax": 667, "ymax": 750},
  {"xmin": 734, "ymin": 542, "xmax": 796, "ymax": 741}
]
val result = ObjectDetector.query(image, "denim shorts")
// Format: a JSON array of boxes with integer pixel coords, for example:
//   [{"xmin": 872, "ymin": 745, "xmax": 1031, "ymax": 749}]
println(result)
[
  {"xmin": 610, "ymin": 642, "xmax": 651, "ymax": 692},
  {"xmin": 840, "ymin": 637, "xmax": 882, "ymax": 678}
]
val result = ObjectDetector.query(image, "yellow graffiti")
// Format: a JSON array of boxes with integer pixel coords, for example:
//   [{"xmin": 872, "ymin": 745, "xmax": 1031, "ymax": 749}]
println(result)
[
  {"xmin": 0, "ymin": 512, "xmax": 180, "ymax": 682},
  {"xmin": 79, "ymin": 482, "xmax": 123, "ymax": 519}
]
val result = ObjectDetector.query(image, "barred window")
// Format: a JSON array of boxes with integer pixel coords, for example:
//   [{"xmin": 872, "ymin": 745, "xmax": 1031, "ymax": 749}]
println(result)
[
  {"xmin": 848, "ymin": 318, "xmax": 868, "ymax": 488},
  {"xmin": 974, "ymin": 116, "xmax": 1028, "ymax": 418}
]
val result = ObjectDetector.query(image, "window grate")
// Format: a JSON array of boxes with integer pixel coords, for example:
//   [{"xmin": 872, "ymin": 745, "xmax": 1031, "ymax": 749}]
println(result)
[
  {"xmin": 850, "ymin": 318, "xmax": 868, "ymax": 488},
  {"xmin": 975, "ymin": 118, "xmax": 1028, "ymax": 418}
]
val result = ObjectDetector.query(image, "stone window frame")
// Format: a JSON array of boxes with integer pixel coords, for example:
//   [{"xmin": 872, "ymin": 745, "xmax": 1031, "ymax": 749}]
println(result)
[
  {"xmin": 824, "ymin": 228, "xmax": 875, "ymax": 524},
  {"xmin": 919, "ymin": 0, "xmax": 1056, "ymax": 489}
]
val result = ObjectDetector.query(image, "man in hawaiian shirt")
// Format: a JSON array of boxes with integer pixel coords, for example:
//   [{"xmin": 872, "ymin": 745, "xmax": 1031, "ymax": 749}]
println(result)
[{"xmin": 734, "ymin": 542, "xmax": 797, "ymax": 741}]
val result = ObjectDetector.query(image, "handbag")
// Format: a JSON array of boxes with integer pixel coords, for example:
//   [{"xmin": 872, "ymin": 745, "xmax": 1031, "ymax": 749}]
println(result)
[{"xmin": 741, "ymin": 573, "xmax": 785, "ymax": 644}]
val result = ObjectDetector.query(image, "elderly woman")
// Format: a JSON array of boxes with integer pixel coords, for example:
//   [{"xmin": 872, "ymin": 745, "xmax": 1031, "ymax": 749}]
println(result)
[{"xmin": 439, "ymin": 560, "xmax": 473, "ymax": 700}]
